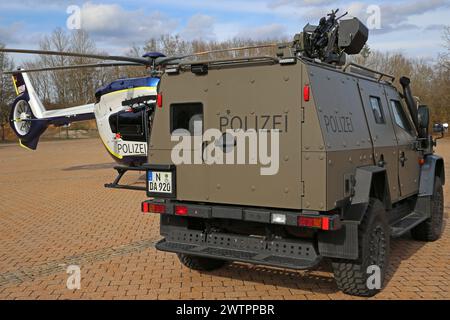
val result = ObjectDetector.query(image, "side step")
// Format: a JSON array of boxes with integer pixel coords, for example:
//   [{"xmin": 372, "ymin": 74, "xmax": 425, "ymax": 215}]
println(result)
[
  {"xmin": 156, "ymin": 229, "xmax": 322, "ymax": 270},
  {"xmin": 391, "ymin": 211, "xmax": 428, "ymax": 237}
]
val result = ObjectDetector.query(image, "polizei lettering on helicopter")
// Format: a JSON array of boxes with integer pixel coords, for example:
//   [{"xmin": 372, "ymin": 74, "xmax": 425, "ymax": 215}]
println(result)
[{"xmin": 116, "ymin": 142, "xmax": 147, "ymax": 155}]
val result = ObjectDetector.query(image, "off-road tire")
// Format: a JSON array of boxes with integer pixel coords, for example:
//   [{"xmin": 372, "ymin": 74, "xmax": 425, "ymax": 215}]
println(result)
[
  {"xmin": 332, "ymin": 199, "xmax": 390, "ymax": 297},
  {"xmin": 177, "ymin": 254, "xmax": 228, "ymax": 271},
  {"xmin": 411, "ymin": 176, "xmax": 444, "ymax": 242}
]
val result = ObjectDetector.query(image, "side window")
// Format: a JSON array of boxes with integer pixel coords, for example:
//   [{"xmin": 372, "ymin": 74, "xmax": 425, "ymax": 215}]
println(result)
[
  {"xmin": 170, "ymin": 103, "xmax": 203, "ymax": 136},
  {"xmin": 390, "ymin": 100, "xmax": 413, "ymax": 133},
  {"xmin": 369, "ymin": 96, "xmax": 385, "ymax": 124}
]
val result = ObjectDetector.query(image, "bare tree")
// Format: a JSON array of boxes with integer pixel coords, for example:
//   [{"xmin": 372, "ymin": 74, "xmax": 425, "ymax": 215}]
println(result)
[{"xmin": 0, "ymin": 43, "xmax": 15, "ymax": 141}]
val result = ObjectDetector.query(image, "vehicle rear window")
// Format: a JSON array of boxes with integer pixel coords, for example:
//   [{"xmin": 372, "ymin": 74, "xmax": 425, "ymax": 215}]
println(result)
[
  {"xmin": 170, "ymin": 103, "xmax": 203, "ymax": 135},
  {"xmin": 369, "ymin": 96, "xmax": 385, "ymax": 124}
]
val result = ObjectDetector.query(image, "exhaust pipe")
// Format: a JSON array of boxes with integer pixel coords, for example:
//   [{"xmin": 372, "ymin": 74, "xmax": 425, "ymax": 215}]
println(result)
[{"xmin": 399, "ymin": 76, "xmax": 419, "ymax": 131}]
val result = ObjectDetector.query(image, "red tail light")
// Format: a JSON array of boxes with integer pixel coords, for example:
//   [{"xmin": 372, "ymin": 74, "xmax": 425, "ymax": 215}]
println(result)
[
  {"xmin": 142, "ymin": 202, "xmax": 166, "ymax": 214},
  {"xmin": 321, "ymin": 217, "xmax": 330, "ymax": 230},
  {"xmin": 297, "ymin": 215, "xmax": 335, "ymax": 230},
  {"xmin": 175, "ymin": 205, "xmax": 188, "ymax": 216},
  {"xmin": 303, "ymin": 85, "xmax": 310, "ymax": 102},
  {"xmin": 157, "ymin": 93, "xmax": 163, "ymax": 108},
  {"xmin": 298, "ymin": 216, "xmax": 322, "ymax": 228}
]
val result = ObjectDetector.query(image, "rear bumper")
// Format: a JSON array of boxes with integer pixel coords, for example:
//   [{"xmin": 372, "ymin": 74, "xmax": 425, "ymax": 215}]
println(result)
[
  {"xmin": 157, "ymin": 225, "xmax": 322, "ymax": 270},
  {"xmin": 144, "ymin": 199, "xmax": 359, "ymax": 264},
  {"xmin": 142, "ymin": 199, "xmax": 341, "ymax": 230}
]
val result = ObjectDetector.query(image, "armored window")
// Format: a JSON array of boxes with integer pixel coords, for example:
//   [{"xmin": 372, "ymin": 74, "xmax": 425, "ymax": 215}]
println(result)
[
  {"xmin": 390, "ymin": 100, "xmax": 413, "ymax": 133},
  {"xmin": 170, "ymin": 103, "xmax": 203, "ymax": 136},
  {"xmin": 369, "ymin": 96, "xmax": 385, "ymax": 124}
]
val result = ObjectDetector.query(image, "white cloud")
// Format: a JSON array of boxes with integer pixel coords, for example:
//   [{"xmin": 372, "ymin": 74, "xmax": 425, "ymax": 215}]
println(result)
[
  {"xmin": 235, "ymin": 23, "xmax": 287, "ymax": 40},
  {"xmin": 180, "ymin": 14, "xmax": 216, "ymax": 41},
  {"xmin": 79, "ymin": 2, "xmax": 179, "ymax": 43}
]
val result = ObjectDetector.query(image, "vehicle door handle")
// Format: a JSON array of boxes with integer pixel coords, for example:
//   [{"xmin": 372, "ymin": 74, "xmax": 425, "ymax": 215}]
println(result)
[{"xmin": 400, "ymin": 152, "xmax": 407, "ymax": 167}]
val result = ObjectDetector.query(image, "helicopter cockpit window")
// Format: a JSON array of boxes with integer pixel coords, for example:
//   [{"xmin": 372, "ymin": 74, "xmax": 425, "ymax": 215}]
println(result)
[
  {"xmin": 171, "ymin": 103, "xmax": 203, "ymax": 136},
  {"xmin": 369, "ymin": 96, "xmax": 385, "ymax": 124},
  {"xmin": 390, "ymin": 100, "xmax": 413, "ymax": 133}
]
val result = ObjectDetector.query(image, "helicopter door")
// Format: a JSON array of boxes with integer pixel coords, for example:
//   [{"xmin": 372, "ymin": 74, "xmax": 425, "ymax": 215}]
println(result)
[
  {"xmin": 384, "ymin": 86, "xmax": 420, "ymax": 198},
  {"xmin": 357, "ymin": 79, "xmax": 400, "ymax": 202}
]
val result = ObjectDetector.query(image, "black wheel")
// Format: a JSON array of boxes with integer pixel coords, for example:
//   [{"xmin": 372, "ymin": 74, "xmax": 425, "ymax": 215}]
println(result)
[
  {"xmin": 411, "ymin": 176, "xmax": 444, "ymax": 242},
  {"xmin": 177, "ymin": 254, "xmax": 228, "ymax": 271},
  {"xmin": 332, "ymin": 199, "xmax": 390, "ymax": 297}
]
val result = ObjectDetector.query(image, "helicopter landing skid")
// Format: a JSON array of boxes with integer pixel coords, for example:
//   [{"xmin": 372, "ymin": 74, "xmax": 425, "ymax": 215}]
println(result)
[{"xmin": 105, "ymin": 165, "xmax": 147, "ymax": 191}]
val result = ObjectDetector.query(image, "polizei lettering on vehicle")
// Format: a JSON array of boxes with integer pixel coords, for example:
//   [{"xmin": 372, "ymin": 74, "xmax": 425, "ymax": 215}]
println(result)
[
  {"xmin": 219, "ymin": 114, "xmax": 288, "ymax": 133},
  {"xmin": 323, "ymin": 114, "xmax": 354, "ymax": 133}
]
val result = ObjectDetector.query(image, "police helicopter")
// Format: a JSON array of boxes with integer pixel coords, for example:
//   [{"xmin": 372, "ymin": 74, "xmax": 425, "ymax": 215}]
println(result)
[{"xmin": 0, "ymin": 45, "xmax": 274, "ymax": 190}]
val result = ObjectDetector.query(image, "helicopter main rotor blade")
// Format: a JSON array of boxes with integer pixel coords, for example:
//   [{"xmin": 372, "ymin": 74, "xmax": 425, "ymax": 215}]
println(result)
[
  {"xmin": 4, "ymin": 62, "xmax": 143, "ymax": 75},
  {"xmin": 0, "ymin": 48, "xmax": 151, "ymax": 66}
]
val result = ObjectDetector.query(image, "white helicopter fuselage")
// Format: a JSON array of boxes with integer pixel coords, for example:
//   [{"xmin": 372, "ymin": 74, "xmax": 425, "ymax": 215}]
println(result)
[
  {"xmin": 95, "ymin": 86, "xmax": 156, "ymax": 162},
  {"xmin": 10, "ymin": 71, "xmax": 157, "ymax": 165}
]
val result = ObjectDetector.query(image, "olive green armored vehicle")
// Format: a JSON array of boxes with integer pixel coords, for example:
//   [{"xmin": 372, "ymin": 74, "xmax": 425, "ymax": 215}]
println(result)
[{"xmin": 141, "ymin": 10, "xmax": 445, "ymax": 296}]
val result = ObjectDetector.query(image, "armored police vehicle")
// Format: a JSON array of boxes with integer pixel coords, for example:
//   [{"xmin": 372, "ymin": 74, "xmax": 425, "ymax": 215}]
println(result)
[{"xmin": 141, "ymin": 11, "xmax": 445, "ymax": 296}]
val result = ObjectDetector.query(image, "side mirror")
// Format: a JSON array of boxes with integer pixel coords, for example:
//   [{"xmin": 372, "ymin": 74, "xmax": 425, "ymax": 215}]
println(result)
[
  {"xmin": 433, "ymin": 123, "xmax": 444, "ymax": 133},
  {"xmin": 417, "ymin": 105, "xmax": 430, "ymax": 129}
]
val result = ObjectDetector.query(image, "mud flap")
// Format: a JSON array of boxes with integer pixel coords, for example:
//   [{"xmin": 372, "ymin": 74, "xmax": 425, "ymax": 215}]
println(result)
[{"xmin": 318, "ymin": 221, "xmax": 359, "ymax": 260}]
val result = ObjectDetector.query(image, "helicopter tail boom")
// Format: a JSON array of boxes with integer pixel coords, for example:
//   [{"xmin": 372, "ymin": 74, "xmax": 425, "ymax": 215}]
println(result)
[{"xmin": 10, "ymin": 71, "xmax": 95, "ymax": 150}]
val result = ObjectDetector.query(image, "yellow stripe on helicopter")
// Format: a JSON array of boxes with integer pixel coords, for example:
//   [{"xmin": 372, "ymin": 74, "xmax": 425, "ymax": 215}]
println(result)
[
  {"xmin": 12, "ymin": 76, "xmax": 19, "ymax": 96},
  {"xmin": 99, "ymin": 136, "xmax": 123, "ymax": 160},
  {"xmin": 19, "ymin": 139, "xmax": 33, "ymax": 151},
  {"xmin": 103, "ymin": 86, "xmax": 157, "ymax": 97}
]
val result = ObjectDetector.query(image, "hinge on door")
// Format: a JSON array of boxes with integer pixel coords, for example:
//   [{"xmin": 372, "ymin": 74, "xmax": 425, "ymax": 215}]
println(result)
[
  {"xmin": 300, "ymin": 107, "xmax": 305, "ymax": 123},
  {"xmin": 300, "ymin": 181, "xmax": 305, "ymax": 197}
]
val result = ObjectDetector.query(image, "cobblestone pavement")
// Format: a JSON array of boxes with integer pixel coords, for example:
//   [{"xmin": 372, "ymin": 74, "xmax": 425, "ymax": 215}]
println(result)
[{"xmin": 0, "ymin": 138, "xmax": 449, "ymax": 300}]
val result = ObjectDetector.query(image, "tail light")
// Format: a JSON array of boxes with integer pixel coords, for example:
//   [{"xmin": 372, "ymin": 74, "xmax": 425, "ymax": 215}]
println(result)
[
  {"xmin": 175, "ymin": 205, "xmax": 188, "ymax": 216},
  {"xmin": 303, "ymin": 85, "xmax": 310, "ymax": 102},
  {"xmin": 157, "ymin": 94, "xmax": 163, "ymax": 108},
  {"xmin": 297, "ymin": 215, "xmax": 338, "ymax": 231},
  {"xmin": 298, "ymin": 216, "xmax": 322, "ymax": 229},
  {"xmin": 142, "ymin": 202, "xmax": 166, "ymax": 214}
]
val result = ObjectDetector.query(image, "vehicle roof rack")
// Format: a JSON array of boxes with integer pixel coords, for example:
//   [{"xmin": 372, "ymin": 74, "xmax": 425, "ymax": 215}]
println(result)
[
  {"xmin": 343, "ymin": 62, "xmax": 395, "ymax": 83},
  {"xmin": 179, "ymin": 56, "xmax": 279, "ymax": 69}
]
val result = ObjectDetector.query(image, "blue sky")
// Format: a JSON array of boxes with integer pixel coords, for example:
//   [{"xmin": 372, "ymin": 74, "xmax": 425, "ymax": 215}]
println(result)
[{"xmin": 0, "ymin": 0, "xmax": 449, "ymax": 62}]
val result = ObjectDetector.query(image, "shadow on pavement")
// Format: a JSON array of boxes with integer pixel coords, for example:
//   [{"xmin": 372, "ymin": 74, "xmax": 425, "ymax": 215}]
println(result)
[
  {"xmin": 203, "ymin": 228, "xmax": 433, "ymax": 295},
  {"xmin": 62, "ymin": 163, "xmax": 116, "ymax": 171}
]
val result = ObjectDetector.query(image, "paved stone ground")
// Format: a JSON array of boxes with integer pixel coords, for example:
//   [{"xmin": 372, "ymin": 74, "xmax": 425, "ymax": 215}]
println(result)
[{"xmin": 0, "ymin": 138, "xmax": 448, "ymax": 300}]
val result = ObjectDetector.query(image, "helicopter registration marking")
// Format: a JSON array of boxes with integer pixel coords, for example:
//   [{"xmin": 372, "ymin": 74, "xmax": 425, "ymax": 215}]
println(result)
[{"xmin": 148, "ymin": 171, "xmax": 173, "ymax": 194}]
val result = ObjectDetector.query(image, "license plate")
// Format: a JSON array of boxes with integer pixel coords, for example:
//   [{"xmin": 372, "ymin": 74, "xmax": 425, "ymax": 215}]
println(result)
[{"xmin": 147, "ymin": 171, "xmax": 173, "ymax": 194}]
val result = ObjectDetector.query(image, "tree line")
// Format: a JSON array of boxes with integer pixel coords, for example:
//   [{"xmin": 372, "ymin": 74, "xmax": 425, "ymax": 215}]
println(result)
[{"xmin": 0, "ymin": 27, "xmax": 449, "ymax": 141}]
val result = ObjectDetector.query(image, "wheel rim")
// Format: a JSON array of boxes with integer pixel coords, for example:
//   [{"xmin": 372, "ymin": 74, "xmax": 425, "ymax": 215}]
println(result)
[{"xmin": 13, "ymin": 100, "xmax": 32, "ymax": 136}]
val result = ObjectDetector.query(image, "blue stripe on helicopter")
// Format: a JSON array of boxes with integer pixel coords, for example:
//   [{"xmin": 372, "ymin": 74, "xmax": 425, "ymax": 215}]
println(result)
[{"xmin": 95, "ymin": 77, "xmax": 160, "ymax": 99}]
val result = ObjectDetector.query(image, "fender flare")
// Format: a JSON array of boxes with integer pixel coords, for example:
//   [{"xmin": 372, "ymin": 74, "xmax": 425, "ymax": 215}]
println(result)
[
  {"xmin": 343, "ymin": 165, "xmax": 391, "ymax": 222},
  {"xmin": 319, "ymin": 166, "xmax": 391, "ymax": 260},
  {"xmin": 419, "ymin": 154, "xmax": 445, "ymax": 197}
]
